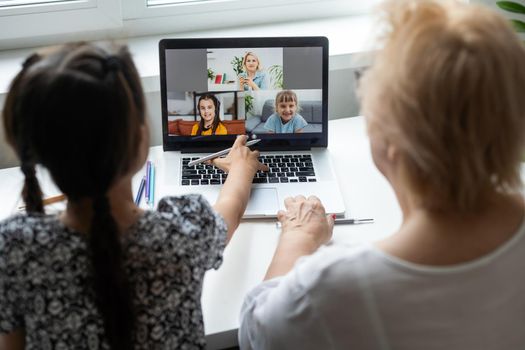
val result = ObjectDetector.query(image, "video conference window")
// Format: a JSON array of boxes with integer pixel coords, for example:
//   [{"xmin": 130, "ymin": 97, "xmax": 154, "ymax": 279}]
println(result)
[{"xmin": 165, "ymin": 46, "xmax": 323, "ymax": 136}]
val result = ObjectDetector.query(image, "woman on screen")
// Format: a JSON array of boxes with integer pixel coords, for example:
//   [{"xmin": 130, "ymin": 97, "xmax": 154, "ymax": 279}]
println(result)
[
  {"xmin": 239, "ymin": 0, "xmax": 525, "ymax": 349},
  {"xmin": 191, "ymin": 94, "xmax": 228, "ymax": 136},
  {"xmin": 238, "ymin": 51, "xmax": 268, "ymax": 91}
]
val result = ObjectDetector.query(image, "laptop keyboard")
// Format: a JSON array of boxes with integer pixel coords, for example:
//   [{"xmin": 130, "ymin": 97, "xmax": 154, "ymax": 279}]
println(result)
[{"xmin": 181, "ymin": 154, "xmax": 317, "ymax": 186}]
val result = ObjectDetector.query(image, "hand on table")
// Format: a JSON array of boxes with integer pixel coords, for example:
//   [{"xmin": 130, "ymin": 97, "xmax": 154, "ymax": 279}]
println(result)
[
  {"xmin": 278, "ymin": 195, "xmax": 334, "ymax": 248},
  {"xmin": 264, "ymin": 195, "xmax": 334, "ymax": 279}
]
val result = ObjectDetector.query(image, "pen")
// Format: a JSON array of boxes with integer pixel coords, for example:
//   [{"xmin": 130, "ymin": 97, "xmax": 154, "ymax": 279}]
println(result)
[
  {"xmin": 18, "ymin": 194, "xmax": 67, "ymax": 210},
  {"xmin": 188, "ymin": 139, "xmax": 261, "ymax": 166},
  {"xmin": 149, "ymin": 164, "xmax": 155, "ymax": 207},
  {"xmin": 134, "ymin": 176, "xmax": 146, "ymax": 205},
  {"xmin": 145, "ymin": 161, "xmax": 151, "ymax": 203},
  {"xmin": 275, "ymin": 218, "xmax": 374, "ymax": 228}
]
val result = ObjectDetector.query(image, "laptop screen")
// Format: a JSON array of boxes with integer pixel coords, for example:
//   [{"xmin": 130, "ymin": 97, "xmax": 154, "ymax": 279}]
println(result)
[{"xmin": 159, "ymin": 37, "xmax": 328, "ymax": 151}]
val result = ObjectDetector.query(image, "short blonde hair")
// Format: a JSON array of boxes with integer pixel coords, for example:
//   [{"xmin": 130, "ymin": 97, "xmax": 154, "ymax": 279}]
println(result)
[
  {"xmin": 242, "ymin": 51, "xmax": 262, "ymax": 71},
  {"xmin": 359, "ymin": 0, "xmax": 525, "ymax": 212}
]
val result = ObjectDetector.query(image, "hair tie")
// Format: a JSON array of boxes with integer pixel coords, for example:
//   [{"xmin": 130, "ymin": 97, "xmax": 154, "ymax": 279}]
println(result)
[
  {"xmin": 22, "ymin": 53, "xmax": 40, "ymax": 70},
  {"xmin": 104, "ymin": 56, "xmax": 121, "ymax": 73}
]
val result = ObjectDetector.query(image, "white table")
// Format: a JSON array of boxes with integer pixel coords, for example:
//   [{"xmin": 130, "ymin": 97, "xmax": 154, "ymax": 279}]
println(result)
[{"xmin": 0, "ymin": 116, "xmax": 402, "ymax": 349}]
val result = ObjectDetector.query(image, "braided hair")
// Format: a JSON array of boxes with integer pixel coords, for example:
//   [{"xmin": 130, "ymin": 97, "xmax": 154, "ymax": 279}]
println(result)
[{"xmin": 2, "ymin": 43, "xmax": 146, "ymax": 349}]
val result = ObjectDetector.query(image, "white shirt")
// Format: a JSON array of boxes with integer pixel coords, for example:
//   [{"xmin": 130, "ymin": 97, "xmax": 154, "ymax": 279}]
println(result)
[{"xmin": 239, "ymin": 217, "xmax": 525, "ymax": 350}]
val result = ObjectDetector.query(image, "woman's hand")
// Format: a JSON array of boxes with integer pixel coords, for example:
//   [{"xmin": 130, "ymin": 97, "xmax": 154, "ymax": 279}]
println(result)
[
  {"xmin": 264, "ymin": 195, "xmax": 334, "ymax": 279},
  {"xmin": 239, "ymin": 76, "xmax": 246, "ymax": 90},
  {"xmin": 278, "ymin": 195, "xmax": 334, "ymax": 247},
  {"xmin": 238, "ymin": 76, "xmax": 259, "ymax": 90},
  {"xmin": 245, "ymin": 77, "xmax": 259, "ymax": 90}
]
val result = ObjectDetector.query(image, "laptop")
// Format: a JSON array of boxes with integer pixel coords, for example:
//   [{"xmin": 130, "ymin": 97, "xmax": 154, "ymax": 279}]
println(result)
[{"xmin": 159, "ymin": 37, "xmax": 345, "ymax": 218}]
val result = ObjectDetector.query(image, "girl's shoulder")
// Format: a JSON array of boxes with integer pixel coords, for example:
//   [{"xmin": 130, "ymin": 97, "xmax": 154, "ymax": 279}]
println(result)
[
  {"xmin": 0, "ymin": 213, "xmax": 62, "ymax": 240},
  {"xmin": 0, "ymin": 213, "xmax": 83, "ymax": 267},
  {"xmin": 156, "ymin": 194, "xmax": 217, "ymax": 224},
  {"xmin": 191, "ymin": 123, "xmax": 199, "ymax": 132},
  {"xmin": 216, "ymin": 122, "xmax": 228, "ymax": 134}
]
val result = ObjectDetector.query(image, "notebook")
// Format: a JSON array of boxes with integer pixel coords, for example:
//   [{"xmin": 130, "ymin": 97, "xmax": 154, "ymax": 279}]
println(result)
[{"xmin": 159, "ymin": 36, "xmax": 345, "ymax": 218}]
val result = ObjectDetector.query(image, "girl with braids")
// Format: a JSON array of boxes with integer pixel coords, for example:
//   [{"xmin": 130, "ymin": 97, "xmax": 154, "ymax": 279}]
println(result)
[
  {"xmin": 191, "ymin": 93, "xmax": 227, "ymax": 136},
  {"xmin": 0, "ymin": 42, "xmax": 267, "ymax": 350}
]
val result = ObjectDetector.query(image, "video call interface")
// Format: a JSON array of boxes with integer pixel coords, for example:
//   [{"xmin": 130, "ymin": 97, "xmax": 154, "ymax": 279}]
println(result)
[{"xmin": 165, "ymin": 46, "xmax": 324, "ymax": 138}]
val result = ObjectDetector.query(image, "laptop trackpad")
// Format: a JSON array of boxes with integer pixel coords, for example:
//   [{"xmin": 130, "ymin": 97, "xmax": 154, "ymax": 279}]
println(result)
[{"xmin": 245, "ymin": 188, "xmax": 279, "ymax": 216}]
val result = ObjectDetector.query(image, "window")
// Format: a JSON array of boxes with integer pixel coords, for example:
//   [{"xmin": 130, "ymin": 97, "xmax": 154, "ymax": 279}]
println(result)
[
  {"xmin": 0, "ymin": 0, "xmax": 121, "ymax": 43},
  {"xmin": 124, "ymin": 0, "xmax": 376, "ymax": 20},
  {"xmin": 0, "ymin": 0, "xmax": 94, "ymax": 16},
  {"xmin": 0, "ymin": 0, "xmax": 379, "ymax": 50},
  {"xmin": 147, "ymin": 0, "xmax": 218, "ymax": 5}
]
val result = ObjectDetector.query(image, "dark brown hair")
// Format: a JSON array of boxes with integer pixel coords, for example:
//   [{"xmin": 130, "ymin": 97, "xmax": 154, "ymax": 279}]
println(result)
[
  {"xmin": 196, "ymin": 93, "xmax": 222, "ymax": 135},
  {"xmin": 2, "ymin": 42, "xmax": 146, "ymax": 349}
]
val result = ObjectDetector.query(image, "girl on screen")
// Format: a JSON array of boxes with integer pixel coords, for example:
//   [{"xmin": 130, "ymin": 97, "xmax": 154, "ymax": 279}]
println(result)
[
  {"xmin": 238, "ymin": 51, "xmax": 268, "ymax": 91},
  {"xmin": 0, "ymin": 42, "xmax": 267, "ymax": 349},
  {"xmin": 191, "ymin": 93, "xmax": 228, "ymax": 136},
  {"xmin": 264, "ymin": 90, "xmax": 308, "ymax": 133}
]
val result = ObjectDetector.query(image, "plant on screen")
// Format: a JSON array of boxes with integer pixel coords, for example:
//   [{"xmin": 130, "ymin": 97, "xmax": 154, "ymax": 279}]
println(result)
[
  {"xmin": 231, "ymin": 56, "xmax": 244, "ymax": 75},
  {"xmin": 244, "ymin": 95, "xmax": 254, "ymax": 117},
  {"xmin": 268, "ymin": 64, "xmax": 284, "ymax": 89}
]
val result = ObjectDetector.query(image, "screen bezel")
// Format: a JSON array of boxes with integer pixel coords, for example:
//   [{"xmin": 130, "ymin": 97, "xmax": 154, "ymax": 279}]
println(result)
[{"xmin": 159, "ymin": 36, "xmax": 329, "ymax": 152}]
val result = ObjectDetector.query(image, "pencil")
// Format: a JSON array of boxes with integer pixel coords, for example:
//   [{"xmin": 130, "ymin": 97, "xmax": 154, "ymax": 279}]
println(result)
[
  {"xmin": 145, "ymin": 161, "xmax": 151, "ymax": 203},
  {"xmin": 18, "ymin": 194, "xmax": 67, "ymax": 210},
  {"xmin": 188, "ymin": 139, "xmax": 261, "ymax": 166},
  {"xmin": 149, "ymin": 164, "xmax": 155, "ymax": 207},
  {"xmin": 275, "ymin": 218, "xmax": 374, "ymax": 228},
  {"xmin": 134, "ymin": 176, "xmax": 146, "ymax": 205}
]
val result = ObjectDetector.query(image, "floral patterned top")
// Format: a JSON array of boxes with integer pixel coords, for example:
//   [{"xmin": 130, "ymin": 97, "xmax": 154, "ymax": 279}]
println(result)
[{"xmin": 0, "ymin": 195, "xmax": 227, "ymax": 349}]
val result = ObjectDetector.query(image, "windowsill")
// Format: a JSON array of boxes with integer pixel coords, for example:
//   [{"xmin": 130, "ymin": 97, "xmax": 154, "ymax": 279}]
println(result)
[{"xmin": 0, "ymin": 14, "xmax": 374, "ymax": 103}]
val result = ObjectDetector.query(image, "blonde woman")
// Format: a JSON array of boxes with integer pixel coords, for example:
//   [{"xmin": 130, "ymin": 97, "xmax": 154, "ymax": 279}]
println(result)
[
  {"xmin": 239, "ymin": 0, "xmax": 525, "ymax": 349},
  {"xmin": 238, "ymin": 51, "xmax": 267, "ymax": 91}
]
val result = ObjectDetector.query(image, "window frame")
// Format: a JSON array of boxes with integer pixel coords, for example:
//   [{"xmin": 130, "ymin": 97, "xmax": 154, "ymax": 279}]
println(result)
[
  {"xmin": 123, "ymin": 0, "xmax": 374, "ymax": 20},
  {"xmin": 0, "ymin": 0, "xmax": 121, "ymax": 42},
  {"xmin": 0, "ymin": 0, "xmax": 378, "ymax": 50},
  {"xmin": 0, "ymin": 0, "xmax": 94, "ymax": 17}
]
